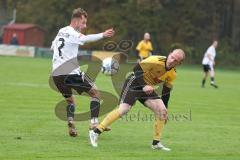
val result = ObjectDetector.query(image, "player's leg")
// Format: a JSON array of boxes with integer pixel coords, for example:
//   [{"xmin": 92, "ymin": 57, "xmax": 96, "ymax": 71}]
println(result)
[
  {"xmin": 202, "ymin": 65, "xmax": 209, "ymax": 88},
  {"xmin": 209, "ymin": 66, "xmax": 218, "ymax": 88},
  {"xmin": 87, "ymin": 85, "xmax": 101, "ymax": 129},
  {"xmin": 89, "ymin": 74, "xmax": 137, "ymax": 147},
  {"xmin": 96, "ymin": 103, "xmax": 131, "ymax": 132},
  {"xmin": 144, "ymin": 98, "xmax": 170, "ymax": 151},
  {"xmin": 87, "ymin": 85, "xmax": 111, "ymax": 131},
  {"xmin": 89, "ymin": 103, "xmax": 132, "ymax": 147},
  {"xmin": 69, "ymin": 73, "xmax": 101, "ymax": 130},
  {"xmin": 202, "ymin": 72, "xmax": 208, "ymax": 88},
  {"xmin": 53, "ymin": 75, "xmax": 78, "ymax": 137},
  {"xmin": 65, "ymin": 96, "xmax": 78, "ymax": 137},
  {"xmin": 95, "ymin": 74, "xmax": 137, "ymax": 132},
  {"xmin": 80, "ymin": 73, "xmax": 110, "ymax": 130}
]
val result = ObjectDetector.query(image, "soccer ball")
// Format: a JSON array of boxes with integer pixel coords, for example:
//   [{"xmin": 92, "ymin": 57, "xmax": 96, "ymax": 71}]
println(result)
[{"xmin": 101, "ymin": 57, "xmax": 119, "ymax": 75}]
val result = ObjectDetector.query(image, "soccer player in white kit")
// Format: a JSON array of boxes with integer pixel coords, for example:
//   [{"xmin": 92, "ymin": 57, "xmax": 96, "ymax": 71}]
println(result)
[
  {"xmin": 201, "ymin": 40, "xmax": 218, "ymax": 88},
  {"xmin": 51, "ymin": 8, "xmax": 114, "ymax": 137}
]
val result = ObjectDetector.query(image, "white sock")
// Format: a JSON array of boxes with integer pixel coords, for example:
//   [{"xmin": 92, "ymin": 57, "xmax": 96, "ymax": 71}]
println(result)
[{"xmin": 91, "ymin": 117, "xmax": 99, "ymax": 124}]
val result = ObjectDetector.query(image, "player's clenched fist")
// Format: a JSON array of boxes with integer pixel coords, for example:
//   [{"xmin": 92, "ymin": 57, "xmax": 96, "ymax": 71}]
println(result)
[
  {"xmin": 103, "ymin": 28, "xmax": 115, "ymax": 38},
  {"xmin": 143, "ymin": 85, "xmax": 154, "ymax": 95}
]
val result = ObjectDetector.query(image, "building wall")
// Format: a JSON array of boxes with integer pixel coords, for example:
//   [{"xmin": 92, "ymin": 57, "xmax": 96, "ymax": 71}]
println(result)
[
  {"xmin": 25, "ymin": 28, "xmax": 44, "ymax": 47},
  {"xmin": 3, "ymin": 27, "xmax": 44, "ymax": 46},
  {"xmin": 3, "ymin": 29, "xmax": 25, "ymax": 45}
]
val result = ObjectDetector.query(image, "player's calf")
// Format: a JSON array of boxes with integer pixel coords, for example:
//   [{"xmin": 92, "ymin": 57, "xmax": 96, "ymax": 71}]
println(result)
[
  {"xmin": 66, "ymin": 104, "xmax": 78, "ymax": 137},
  {"xmin": 210, "ymin": 77, "xmax": 218, "ymax": 88},
  {"xmin": 68, "ymin": 118, "xmax": 78, "ymax": 137}
]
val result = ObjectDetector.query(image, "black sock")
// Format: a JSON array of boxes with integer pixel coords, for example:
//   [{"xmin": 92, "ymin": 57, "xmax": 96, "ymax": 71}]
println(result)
[
  {"xmin": 66, "ymin": 104, "xmax": 75, "ymax": 119},
  {"xmin": 90, "ymin": 97, "xmax": 100, "ymax": 118},
  {"xmin": 94, "ymin": 128, "xmax": 102, "ymax": 135},
  {"xmin": 211, "ymin": 77, "xmax": 214, "ymax": 82},
  {"xmin": 202, "ymin": 79, "xmax": 206, "ymax": 86},
  {"xmin": 152, "ymin": 140, "xmax": 160, "ymax": 145}
]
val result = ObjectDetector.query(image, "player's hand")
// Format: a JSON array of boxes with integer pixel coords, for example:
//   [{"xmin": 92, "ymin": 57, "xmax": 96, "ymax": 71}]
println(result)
[
  {"xmin": 103, "ymin": 28, "xmax": 115, "ymax": 38},
  {"xmin": 143, "ymin": 85, "xmax": 154, "ymax": 95}
]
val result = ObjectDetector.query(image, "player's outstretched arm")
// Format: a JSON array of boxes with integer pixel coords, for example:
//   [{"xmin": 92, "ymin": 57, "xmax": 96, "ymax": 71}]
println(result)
[
  {"xmin": 79, "ymin": 33, "xmax": 103, "ymax": 44},
  {"xmin": 102, "ymin": 28, "xmax": 114, "ymax": 38},
  {"xmin": 74, "ymin": 28, "xmax": 115, "ymax": 45}
]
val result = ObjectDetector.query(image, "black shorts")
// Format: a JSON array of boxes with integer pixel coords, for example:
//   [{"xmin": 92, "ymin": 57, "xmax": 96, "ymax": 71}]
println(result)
[
  {"xmin": 52, "ymin": 73, "xmax": 94, "ymax": 98},
  {"xmin": 119, "ymin": 74, "xmax": 160, "ymax": 106},
  {"xmin": 203, "ymin": 64, "xmax": 211, "ymax": 72}
]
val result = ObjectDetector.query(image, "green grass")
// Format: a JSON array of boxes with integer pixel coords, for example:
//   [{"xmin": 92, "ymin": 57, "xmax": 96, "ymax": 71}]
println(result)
[{"xmin": 0, "ymin": 56, "xmax": 239, "ymax": 160}]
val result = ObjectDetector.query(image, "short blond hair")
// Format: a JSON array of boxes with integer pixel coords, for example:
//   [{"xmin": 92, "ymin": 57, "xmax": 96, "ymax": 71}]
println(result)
[{"xmin": 72, "ymin": 8, "xmax": 88, "ymax": 19}]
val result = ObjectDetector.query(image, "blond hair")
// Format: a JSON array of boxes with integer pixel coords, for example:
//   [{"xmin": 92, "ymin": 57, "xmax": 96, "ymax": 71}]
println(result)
[{"xmin": 72, "ymin": 8, "xmax": 88, "ymax": 19}]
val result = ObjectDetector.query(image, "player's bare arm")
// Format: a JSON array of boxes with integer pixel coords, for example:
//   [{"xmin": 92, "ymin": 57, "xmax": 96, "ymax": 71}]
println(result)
[{"xmin": 103, "ymin": 28, "xmax": 115, "ymax": 37}]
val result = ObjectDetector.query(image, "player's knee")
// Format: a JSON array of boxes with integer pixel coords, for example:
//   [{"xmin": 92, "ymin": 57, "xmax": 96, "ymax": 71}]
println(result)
[
  {"xmin": 158, "ymin": 109, "xmax": 167, "ymax": 120},
  {"xmin": 154, "ymin": 106, "xmax": 167, "ymax": 120},
  {"xmin": 65, "ymin": 97, "xmax": 74, "ymax": 105},
  {"xmin": 119, "ymin": 108, "xmax": 129, "ymax": 116},
  {"xmin": 118, "ymin": 104, "xmax": 131, "ymax": 116},
  {"xmin": 154, "ymin": 108, "xmax": 161, "ymax": 117},
  {"xmin": 88, "ymin": 88, "xmax": 100, "ymax": 98}
]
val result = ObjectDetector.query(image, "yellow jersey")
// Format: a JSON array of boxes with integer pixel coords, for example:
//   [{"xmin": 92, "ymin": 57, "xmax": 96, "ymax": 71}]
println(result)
[
  {"xmin": 139, "ymin": 56, "xmax": 176, "ymax": 88},
  {"xmin": 136, "ymin": 40, "xmax": 153, "ymax": 58}
]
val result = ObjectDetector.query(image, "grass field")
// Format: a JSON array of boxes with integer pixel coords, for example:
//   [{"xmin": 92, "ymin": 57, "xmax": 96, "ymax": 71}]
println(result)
[{"xmin": 0, "ymin": 56, "xmax": 239, "ymax": 160}]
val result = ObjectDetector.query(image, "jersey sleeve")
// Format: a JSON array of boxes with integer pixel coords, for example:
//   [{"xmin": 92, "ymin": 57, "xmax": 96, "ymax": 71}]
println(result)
[
  {"xmin": 69, "ymin": 33, "xmax": 104, "ymax": 45},
  {"xmin": 164, "ymin": 70, "xmax": 176, "ymax": 88}
]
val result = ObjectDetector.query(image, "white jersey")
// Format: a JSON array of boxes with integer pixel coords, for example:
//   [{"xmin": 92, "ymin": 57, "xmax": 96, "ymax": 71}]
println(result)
[
  {"xmin": 202, "ymin": 45, "xmax": 216, "ymax": 66},
  {"xmin": 51, "ymin": 26, "xmax": 103, "ymax": 76}
]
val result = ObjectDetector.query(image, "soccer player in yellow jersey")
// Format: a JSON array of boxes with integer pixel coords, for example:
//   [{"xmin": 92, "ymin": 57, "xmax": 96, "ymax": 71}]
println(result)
[
  {"xmin": 89, "ymin": 49, "xmax": 185, "ymax": 150},
  {"xmin": 136, "ymin": 32, "xmax": 153, "ymax": 61}
]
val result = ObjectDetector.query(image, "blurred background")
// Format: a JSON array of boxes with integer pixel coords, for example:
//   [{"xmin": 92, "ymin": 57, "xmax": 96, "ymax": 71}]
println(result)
[{"xmin": 0, "ymin": 0, "xmax": 239, "ymax": 66}]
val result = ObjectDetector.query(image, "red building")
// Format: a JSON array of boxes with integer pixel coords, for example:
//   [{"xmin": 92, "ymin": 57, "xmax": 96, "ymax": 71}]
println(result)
[{"xmin": 3, "ymin": 23, "xmax": 45, "ymax": 47}]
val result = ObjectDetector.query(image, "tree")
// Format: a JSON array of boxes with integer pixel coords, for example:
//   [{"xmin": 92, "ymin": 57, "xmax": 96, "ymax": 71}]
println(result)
[
  {"xmin": 231, "ymin": 0, "xmax": 240, "ymax": 50},
  {"xmin": 0, "ymin": 0, "xmax": 8, "ymax": 19},
  {"xmin": 4, "ymin": 0, "xmax": 238, "ymax": 65}
]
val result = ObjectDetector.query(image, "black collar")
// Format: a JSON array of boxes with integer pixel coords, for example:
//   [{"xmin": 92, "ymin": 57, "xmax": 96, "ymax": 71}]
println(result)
[{"xmin": 165, "ymin": 56, "xmax": 172, "ymax": 71}]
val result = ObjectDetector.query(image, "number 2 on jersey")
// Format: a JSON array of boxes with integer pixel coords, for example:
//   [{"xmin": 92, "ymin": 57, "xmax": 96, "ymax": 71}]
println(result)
[{"xmin": 58, "ymin": 38, "xmax": 65, "ymax": 57}]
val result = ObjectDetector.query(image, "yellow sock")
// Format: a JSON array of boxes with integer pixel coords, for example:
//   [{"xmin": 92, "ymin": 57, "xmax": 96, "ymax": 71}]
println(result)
[
  {"xmin": 98, "ymin": 109, "xmax": 121, "ymax": 132},
  {"xmin": 153, "ymin": 118, "xmax": 165, "ymax": 141}
]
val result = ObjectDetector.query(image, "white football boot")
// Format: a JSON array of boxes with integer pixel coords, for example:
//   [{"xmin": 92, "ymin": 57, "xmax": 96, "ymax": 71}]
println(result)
[
  {"xmin": 89, "ymin": 130, "xmax": 99, "ymax": 147},
  {"xmin": 152, "ymin": 142, "xmax": 171, "ymax": 151}
]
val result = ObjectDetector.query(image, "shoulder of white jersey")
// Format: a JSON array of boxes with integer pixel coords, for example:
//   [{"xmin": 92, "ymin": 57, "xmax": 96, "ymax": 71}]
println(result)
[
  {"xmin": 209, "ymin": 45, "xmax": 215, "ymax": 50},
  {"xmin": 205, "ymin": 46, "xmax": 212, "ymax": 54},
  {"xmin": 57, "ymin": 26, "xmax": 79, "ymax": 37}
]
